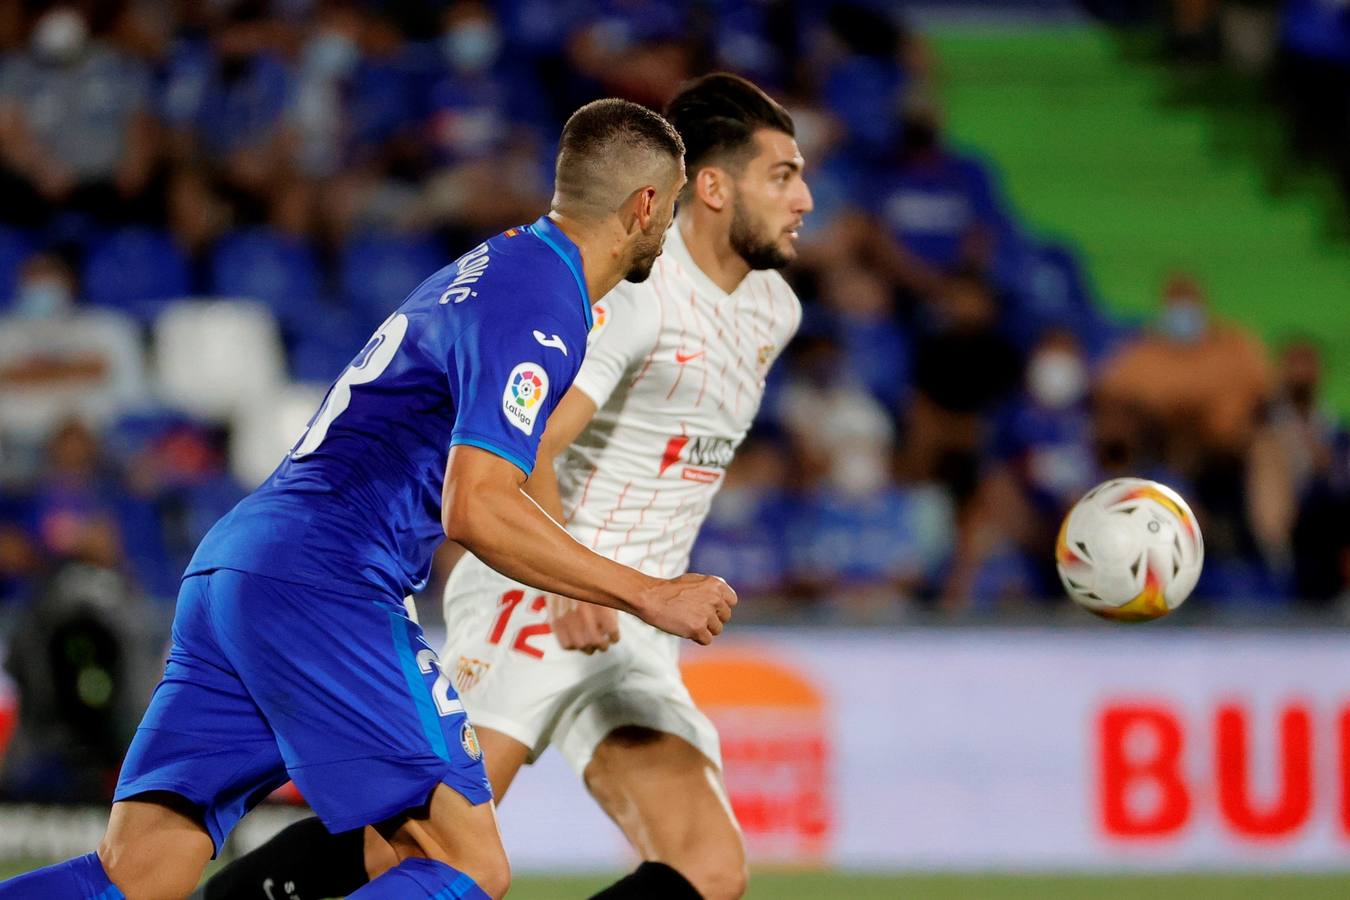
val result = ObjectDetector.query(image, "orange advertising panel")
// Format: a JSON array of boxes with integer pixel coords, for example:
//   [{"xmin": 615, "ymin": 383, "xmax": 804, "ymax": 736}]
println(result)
[{"xmin": 682, "ymin": 651, "xmax": 832, "ymax": 862}]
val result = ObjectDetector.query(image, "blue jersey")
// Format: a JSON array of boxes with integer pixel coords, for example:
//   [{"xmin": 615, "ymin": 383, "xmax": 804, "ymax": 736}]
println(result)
[{"xmin": 189, "ymin": 216, "xmax": 592, "ymax": 598}]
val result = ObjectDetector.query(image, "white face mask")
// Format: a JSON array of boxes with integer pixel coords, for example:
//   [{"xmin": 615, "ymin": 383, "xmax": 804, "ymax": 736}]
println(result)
[
  {"xmin": 32, "ymin": 9, "xmax": 89, "ymax": 64},
  {"xmin": 1160, "ymin": 299, "xmax": 1208, "ymax": 343},
  {"xmin": 15, "ymin": 278, "xmax": 74, "ymax": 319},
  {"xmin": 305, "ymin": 31, "xmax": 360, "ymax": 79},
  {"xmin": 443, "ymin": 22, "xmax": 502, "ymax": 74},
  {"xmin": 1027, "ymin": 350, "xmax": 1088, "ymax": 409},
  {"xmin": 828, "ymin": 446, "xmax": 888, "ymax": 497}
]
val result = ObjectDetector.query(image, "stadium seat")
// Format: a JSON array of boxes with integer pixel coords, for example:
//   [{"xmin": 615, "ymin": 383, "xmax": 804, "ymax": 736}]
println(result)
[
  {"xmin": 0, "ymin": 226, "xmax": 35, "ymax": 310},
  {"xmin": 339, "ymin": 231, "xmax": 445, "ymax": 326},
  {"xmin": 229, "ymin": 381, "xmax": 328, "ymax": 489},
  {"xmin": 152, "ymin": 300, "xmax": 286, "ymax": 423},
  {"xmin": 83, "ymin": 228, "xmax": 191, "ymax": 323},
  {"xmin": 209, "ymin": 227, "xmax": 325, "ymax": 330}
]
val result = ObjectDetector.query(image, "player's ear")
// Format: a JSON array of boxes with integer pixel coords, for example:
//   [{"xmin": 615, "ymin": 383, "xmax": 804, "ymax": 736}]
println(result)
[
  {"xmin": 627, "ymin": 185, "xmax": 659, "ymax": 234},
  {"xmin": 694, "ymin": 165, "xmax": 728, "ymax": 213}
]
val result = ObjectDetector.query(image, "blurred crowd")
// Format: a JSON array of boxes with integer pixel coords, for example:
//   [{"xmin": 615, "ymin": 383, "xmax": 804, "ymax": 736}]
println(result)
[{"xmin": 1, "ymin": 0, "xmax": 1349, "ymax": 631}]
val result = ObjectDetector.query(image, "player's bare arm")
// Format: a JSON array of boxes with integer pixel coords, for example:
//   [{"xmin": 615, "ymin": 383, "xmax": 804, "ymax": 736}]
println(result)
[{"xmin": 442, "ymin": 445, "xmax": 735, "ymax": 645}]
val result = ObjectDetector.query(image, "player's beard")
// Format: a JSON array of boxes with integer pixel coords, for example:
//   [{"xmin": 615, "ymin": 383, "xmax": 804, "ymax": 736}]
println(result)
[
  {"xmin": 729, "ymin": 196, "xmax": 793, "ymax": 271},
  {"xmin": 623, "ymin": 223, "xmax": 666, "ymax": 283}
]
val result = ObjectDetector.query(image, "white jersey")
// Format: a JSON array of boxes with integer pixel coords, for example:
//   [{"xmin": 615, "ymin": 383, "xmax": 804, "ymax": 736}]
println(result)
[
  {"xmin": 441, "ymin": 222, "xmax": 800, "ymax": 774},
  {"xmin": 559, "ymin": 222, "xmax": 801, "ymax": 577}
]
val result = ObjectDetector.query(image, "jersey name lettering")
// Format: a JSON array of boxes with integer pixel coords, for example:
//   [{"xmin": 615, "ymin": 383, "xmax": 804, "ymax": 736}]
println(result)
[{"xmin": 439, "ymin": 242, "xmax": 491, "ymax": 305}]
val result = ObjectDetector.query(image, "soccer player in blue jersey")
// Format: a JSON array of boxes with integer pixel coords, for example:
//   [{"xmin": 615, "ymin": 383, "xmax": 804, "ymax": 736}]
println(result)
[{"xmin": 0, "ymin": 99, "xmax": 738, "ymax": 900}]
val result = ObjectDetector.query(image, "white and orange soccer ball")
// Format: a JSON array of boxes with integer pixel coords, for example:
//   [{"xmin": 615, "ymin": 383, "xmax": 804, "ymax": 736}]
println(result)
[{"xmin": 1055, "ymin": 477, "xmax": 1204, "ymax": 621}]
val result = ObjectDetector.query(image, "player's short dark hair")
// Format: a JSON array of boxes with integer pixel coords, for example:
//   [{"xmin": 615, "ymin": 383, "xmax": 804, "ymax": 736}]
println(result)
[
  {"xmin": 553, "ymin": 99, "xmax": 685, "ymax": 219},
  {"xmin": 559, "ymin": 98, "xmax": 684, "ymax": 166},
  {"xmin": 664, "ymin": 73, "xmax": 795, "ymax": 175}
]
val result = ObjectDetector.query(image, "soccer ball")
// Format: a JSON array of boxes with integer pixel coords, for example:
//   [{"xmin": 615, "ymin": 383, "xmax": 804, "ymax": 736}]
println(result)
[{"xmin": 1055, "ymin": 478, "xmax": 1204, "ymax": 621}]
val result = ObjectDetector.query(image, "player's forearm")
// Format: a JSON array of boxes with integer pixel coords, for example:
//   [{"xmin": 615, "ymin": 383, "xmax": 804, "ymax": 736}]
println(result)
[{"xmin": 444, "ymin": 482, "xmax": 658, "ymax": 613}]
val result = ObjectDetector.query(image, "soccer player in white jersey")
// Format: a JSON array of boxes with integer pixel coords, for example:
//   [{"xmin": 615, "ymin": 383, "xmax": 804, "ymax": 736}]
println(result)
[{"xmin": 195, "ymin": 73, "xmax": 810, "ymax": 900}]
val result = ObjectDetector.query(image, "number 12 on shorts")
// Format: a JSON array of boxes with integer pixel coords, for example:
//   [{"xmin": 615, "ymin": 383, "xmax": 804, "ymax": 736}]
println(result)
[{"xmin": 488, "ymin": 589, "xmax": 551, "ymax": 659}]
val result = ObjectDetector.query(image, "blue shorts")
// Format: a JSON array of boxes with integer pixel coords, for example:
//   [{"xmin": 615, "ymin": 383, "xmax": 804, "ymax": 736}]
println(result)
[{"xmin": 114, "ymin": 569, "xmax": 491, "ymax": 853}]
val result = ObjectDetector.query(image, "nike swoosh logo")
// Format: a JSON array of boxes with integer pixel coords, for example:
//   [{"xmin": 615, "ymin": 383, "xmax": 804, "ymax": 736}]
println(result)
[
  {"xmin": 675, "ymin": 349, "xmax": 704, "ymax": 364},
  {"xmin": 533, "ymin": 331, "xmax": 568, "ymax": 356}
]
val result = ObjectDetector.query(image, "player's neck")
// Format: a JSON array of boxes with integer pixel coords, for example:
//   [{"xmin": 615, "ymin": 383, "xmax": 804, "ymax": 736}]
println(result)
[
  {"xmin": 547, "ymin": 211, "xmax": 630, "ymax": 304},
  {"xmin": 678, "ymin": 212, "xmax": 750, "ymax": 294}
]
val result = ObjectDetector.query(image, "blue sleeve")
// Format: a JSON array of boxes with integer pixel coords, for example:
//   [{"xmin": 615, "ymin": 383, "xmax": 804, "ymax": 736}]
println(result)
[{"xmin": 448, "ymin": 309, "xmax": 582, "ymax": 477}]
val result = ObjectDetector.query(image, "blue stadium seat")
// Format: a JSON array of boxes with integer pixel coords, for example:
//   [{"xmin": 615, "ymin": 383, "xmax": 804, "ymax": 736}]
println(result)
[
  {"xmin": 83, "ymin": 228, "xmax": 191, "ymax": 323},
  {"xmin": 0, "ymin": 226, "xmax": 35, "ymax": 311},
  {"xmin": 339, "ymin": 232, "xmax": 445, "ymax": 327},
  {"xmin": 210, "ymin": 227, "xmax": 324, "ymax": 330}
]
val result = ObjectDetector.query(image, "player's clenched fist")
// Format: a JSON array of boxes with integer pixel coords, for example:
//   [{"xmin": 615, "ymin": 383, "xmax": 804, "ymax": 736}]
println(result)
[
  {"xmin": 634, "ymin": 573, "xmax": 737, "ymax": 645},
  {"xmin": 549, "ymin": 594, "xmax": 622, "ymax": 654}
]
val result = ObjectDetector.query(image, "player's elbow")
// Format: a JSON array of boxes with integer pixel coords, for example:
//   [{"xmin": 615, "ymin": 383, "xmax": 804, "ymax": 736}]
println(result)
[
  {"xmin": 441, "ymin": 488, "xmax": 482, "ymax": 545},
  {"xmin": 441, "ymin": 480, "xmax": 506, "ymax": 550}
]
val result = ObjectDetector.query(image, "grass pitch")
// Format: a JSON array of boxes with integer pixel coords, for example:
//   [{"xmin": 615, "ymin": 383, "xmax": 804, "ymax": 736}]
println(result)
[
  {"xmin": 506, "ymin": 872, "xmax": 1350, "ymax": 899},
  {"xmin": 4, "ymin": 863, "xmax": 1349, "ymax": 898}
]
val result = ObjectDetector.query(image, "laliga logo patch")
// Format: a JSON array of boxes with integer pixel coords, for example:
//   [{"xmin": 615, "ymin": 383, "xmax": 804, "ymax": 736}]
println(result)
[
  {"xmin": 512, "ymin": 370, "xmax": 544, "ymax": 409},
  {"xmin": 588, "ymin": 301, "xmax": 609, "ymax": 346},
  {"xmin": 502, "ymin": 362, "xmax": 548, "ymax": 435},
  {"xmin": 461, "ymin": 722, "xmax": 483, "ymax": 761}
]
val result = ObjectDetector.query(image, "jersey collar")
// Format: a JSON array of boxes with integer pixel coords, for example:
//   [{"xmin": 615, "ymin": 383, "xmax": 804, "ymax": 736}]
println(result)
[
  {"xmin": 526, "ymin": 215, "xmax": 593, "ymax": 330},
  {"xmin": 663, "ymin": 217, "xmax": 737, "ymax": 300}
]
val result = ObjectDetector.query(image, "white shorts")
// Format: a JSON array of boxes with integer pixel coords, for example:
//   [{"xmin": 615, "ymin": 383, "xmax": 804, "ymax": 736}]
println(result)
[{"xmin": 440, "ymin": 554, "xmax": 722, "ymax": 776}]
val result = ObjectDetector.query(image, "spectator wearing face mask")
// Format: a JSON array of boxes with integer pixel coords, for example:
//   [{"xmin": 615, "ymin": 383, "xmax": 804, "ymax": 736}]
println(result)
[
  {"xmin": 1099, "ymin": 272, "xmax": 1273, "ymax": 459},
  {"xmin": 1100, "ymin": 271, "xmax": 1273, "ymax": 578},
  {"xmin": 786, "ymin": 388, "xmax": 954, "ymax": 621},
  {"xmin": 411, "ymin": 1, "xmax": 551, "ymax": 234},
  {"xmin": 0, "ymin": 253, "xmax": 148, "ymax": 449},
  {"xmin": 0, "ymin": 5, "xmax": 159, "ymax": 227},
  {"xmin": 996, "ymin": 331, "xmax": 1097, "ymax": 509},
  {"xmin": 290, "ymin": 4, "xmax": 433, "ymax": 180},
  {"xmin": 942, "ymin": 331, "xmax": 1096, "ymax": 610},
  {"xmin": 288, "ymin": 5, "xmax": 438, "ymax": 240}
]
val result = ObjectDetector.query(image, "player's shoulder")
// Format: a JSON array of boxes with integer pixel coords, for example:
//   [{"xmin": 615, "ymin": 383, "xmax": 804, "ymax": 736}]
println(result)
[
  {"xmin": 586, "ymin": 279, "xmax": 660, "ymax": 352},
  {"xmin": 415, "ymin": 224, "xmax": 583, "ymax": 328},
  {"xmin": 441, "ymin": 226, "xmax": 562, "ymax": 307},
  {"xmin": 750, "ymin": 266, "xmax": 799, "ymax": 300},
  {"xmin": 748, "ymin": 267, "xmax": 803, "ymax": 331},
  {"xmin": 591, "ymin": 278, "xmax": 654, "ymax": 321}
]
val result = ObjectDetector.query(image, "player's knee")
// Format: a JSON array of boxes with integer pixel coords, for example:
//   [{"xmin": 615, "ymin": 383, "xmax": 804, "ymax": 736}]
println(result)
[
  {"xmin": 462, "ymin": 853, "xmax": 511, "ymax": 899},
  {"xmin": 97, "ymin": 837, "xmax": 203, "ymax": 900},
  {"xmin": 679, "ymin": 843, "xmax": 748, "ymax": 900},
  {"xmin": 413, "ymin": 841, "xmax": 511, "ymax": 899}
]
